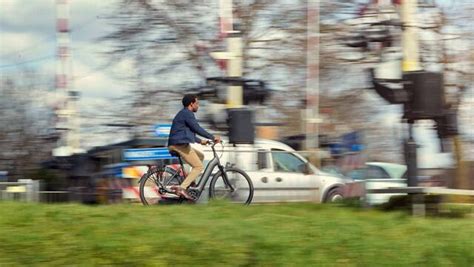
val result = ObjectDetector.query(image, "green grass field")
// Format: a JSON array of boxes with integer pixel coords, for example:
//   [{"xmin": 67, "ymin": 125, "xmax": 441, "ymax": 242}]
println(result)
[{"xmin": 0, "ymin": 201, "xmax": 472, "ymax": 266}]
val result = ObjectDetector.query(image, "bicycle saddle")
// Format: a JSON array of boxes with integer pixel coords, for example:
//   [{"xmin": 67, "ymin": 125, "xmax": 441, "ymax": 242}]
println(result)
[{"xmin": 169, "ymin": 150, "xmax": 180, "ymax": 157}]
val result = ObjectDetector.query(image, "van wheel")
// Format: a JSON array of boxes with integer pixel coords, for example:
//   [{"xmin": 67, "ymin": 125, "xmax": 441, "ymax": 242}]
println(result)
[{"xmin": 325, "ymin": 188, "xmax": 344, "ymax": 203}]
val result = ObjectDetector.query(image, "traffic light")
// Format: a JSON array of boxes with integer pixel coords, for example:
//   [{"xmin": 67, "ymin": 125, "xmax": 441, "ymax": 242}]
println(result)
[
  {"xmin": 369, "ymin": 68, "xmax": 407, "ymax": 104},
  {"xmin": 343, "ymin": 32, "xmax": 367, "ymax": 49},
  {"xmin": 402, "ymin": 71, "xmax": 444, "ymax": 121},
  {"xmin": 342, "ymin": 22, "xmax": 393, "ymax": 52},
  {"xmin": 434, "ymin": 110, "xmax": 458, "ymax": 152},
  {"xmin": 193, "ymin": 86, "xmax": 218, "ymax": 99},
  {"xmin": 369, "ymin": 69, "xmax": 445, "ymax": 122},
  {"xmin": 435, "ymin": 110, "xmax": 458, "ymax": 138},
  {"xmin": 205, "ymin": 77, "xmax": 271, "ymax": 105},
  {"xmin": 370, "ymin": 68, "xmax": 458, "ymax": 153},
  {"xmin": 242, "ymin": 80, "xmax": 269, "ymax": 105},
  {"xmin": 228, "ymin": 108, "xmax": 255, "ymax": 144}
]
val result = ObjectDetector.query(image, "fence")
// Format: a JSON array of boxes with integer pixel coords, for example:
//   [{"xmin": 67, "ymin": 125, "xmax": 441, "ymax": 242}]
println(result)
[
  {"xmin": 0, "ymin": 179, "xmax": 40, "ymax": 202},
  {"xmin": 0, "ymin": 180, "xmax": 124, "ymax": 204},
  {"xmin": 0, "ymin": 180, "xmax": 84, "ymax": 203}
]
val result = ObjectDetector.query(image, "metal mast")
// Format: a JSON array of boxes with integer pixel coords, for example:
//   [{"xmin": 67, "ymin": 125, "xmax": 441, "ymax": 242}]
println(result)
[{"xmin": 53, "ymin": 0, "xmax": 80, "ymax": 156}]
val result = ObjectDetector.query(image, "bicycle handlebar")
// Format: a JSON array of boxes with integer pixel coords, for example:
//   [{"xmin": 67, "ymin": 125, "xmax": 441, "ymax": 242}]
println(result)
[
  {"xmin": 206, "ymin": 140, "xmax": 224, "ymax": 146},
  {"xmin": 206, "ymin": 140, "xmax": 223, "ymax": 156}
]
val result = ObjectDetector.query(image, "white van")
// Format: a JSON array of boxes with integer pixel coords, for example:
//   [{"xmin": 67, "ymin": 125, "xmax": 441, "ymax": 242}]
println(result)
[{"xmin": 193, "ymin": 139, "xmax": 357, "ymax": 203}]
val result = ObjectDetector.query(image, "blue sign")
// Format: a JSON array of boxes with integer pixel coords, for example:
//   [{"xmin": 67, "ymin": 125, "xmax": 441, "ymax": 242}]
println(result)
[
  {"xmin": 123, "ymin": 148, "xmax": 177, "ymax": 161},
  {"xmin": 329, "ymin": 143, "xmax": 344, "ymax": 156},
  {"xmin": 154, "ymin": 124, "xmax": 172, "ymax": 137},
  {"xmin": 341, "ymin": 131, "xmax": 364, "ymax": 152},
  {"xmin": 329, "ymin": 132, "xmax": 365, "ymax": 156},
  {"xmin": 0, "ymin": 171, "xmax": 7, "ymax": 182}
]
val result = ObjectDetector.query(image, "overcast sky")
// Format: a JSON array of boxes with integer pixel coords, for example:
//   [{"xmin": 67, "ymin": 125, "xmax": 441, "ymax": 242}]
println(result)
[{"xmin": 0, "ymin": 0, "xmax": 132, "ymax": 107}]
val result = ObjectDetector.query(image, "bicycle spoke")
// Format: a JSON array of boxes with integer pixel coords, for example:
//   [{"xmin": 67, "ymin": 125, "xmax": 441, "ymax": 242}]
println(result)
[{"xmin": 140, "ymin": 168, "xmax": 184, "ymax": 205}]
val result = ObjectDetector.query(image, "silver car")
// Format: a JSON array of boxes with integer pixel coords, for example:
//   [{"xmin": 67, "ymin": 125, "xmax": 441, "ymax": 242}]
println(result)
[
  {"xmin": 348, "ymin": 162, "xmax": 407, "ymax": 205},
  {"xmin": 198, "ymin": 139, "xmax": 358, "ymax": 203}
]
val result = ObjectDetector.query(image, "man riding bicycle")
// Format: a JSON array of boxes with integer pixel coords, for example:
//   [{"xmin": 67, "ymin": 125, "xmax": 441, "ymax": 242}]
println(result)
[{"xmin": 168, "ymin": 94, "xmax": 221, "ymax": 200}]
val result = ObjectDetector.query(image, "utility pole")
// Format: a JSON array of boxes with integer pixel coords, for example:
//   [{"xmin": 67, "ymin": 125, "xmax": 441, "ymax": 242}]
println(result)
[
  {"xmin": 401, "ymin": 0, "xmax": 421, "ymax": 188},
  {"xmin": 401, "ymin": 0, "xmax": 421, "ymax": 72}
]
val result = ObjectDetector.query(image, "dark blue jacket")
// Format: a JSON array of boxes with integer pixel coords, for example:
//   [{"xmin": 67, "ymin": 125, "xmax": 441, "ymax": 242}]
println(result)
[{"xmin": 167, "ymin": 108, "xmax": 214, "ymax": 146}]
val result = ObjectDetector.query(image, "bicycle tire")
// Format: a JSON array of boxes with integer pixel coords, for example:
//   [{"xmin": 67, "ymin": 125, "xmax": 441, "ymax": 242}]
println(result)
[
  {"xmin": 209, "ymin": 167, "xmax": 254, "ymax": 205},
  {"xmin": 139, "ymin": 167, "xmax": 183, "ymax": 206}
]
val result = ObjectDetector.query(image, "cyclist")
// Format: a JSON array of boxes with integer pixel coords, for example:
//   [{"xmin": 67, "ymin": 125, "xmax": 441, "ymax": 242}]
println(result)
[{"xmin": 168, "ymin": 94, "xmax": 221, "ymax": 200}]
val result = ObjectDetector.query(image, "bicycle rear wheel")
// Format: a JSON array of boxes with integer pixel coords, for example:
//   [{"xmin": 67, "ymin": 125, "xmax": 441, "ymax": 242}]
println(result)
[
  {"xmin": 209, "ymin": 167, "xmax": 254, "ymax": 205},
  {"xmin": 139, "ymin": 167, "xmax": 183, "ymax": 205}
]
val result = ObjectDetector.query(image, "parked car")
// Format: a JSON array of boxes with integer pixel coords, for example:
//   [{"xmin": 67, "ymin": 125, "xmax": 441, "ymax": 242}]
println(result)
[
  {"xmin": 347, "ymin": 162, "xmax": 407, "ymax": 205},
  {"xmin": 348, "ymin": 162, "xmax": 407, "ymax": 180},
  {"xmin": 196, "ymin": 139, "xmax": 359, "ymax": 203}
]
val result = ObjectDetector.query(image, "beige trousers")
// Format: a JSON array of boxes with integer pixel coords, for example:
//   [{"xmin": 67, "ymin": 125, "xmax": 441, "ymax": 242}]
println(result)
[{"xmin": 168, "ymin": 144, "xmax": 204, "ymax": 189}]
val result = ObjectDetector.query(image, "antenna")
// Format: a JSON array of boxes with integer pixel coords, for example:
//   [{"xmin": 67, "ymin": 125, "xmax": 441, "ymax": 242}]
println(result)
[{"xmin": 53, "ymin": 0, "xmax": 81, "ymax": 156}]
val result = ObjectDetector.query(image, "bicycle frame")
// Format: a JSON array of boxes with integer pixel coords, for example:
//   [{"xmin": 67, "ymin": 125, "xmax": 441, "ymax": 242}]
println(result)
[
  {"xmin": 191, "ymin": 143, "xmax": 228, "ymax": 192},
  {"xmin": 145, "ymin": 142, "xmax": 232, "ymax": 198}
]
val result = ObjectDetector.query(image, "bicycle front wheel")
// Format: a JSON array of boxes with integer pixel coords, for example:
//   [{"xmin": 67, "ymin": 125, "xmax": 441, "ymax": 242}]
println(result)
[
  {"xmin": 209, "ymin": 167, "xmax": 254, "ymax": 205},
  {"xmin": 139, "ymin": 167, "xmax": 182, "ymax": 205}
]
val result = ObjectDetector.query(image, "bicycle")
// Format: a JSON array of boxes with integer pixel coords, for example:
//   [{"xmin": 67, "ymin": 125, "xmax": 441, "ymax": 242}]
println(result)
[{"xmin": 138, "ymin": 141, "xmax": 254, "ymax": 205}]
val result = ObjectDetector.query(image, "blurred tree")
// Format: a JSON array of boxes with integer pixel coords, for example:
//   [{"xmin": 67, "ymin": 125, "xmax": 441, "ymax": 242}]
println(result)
[
  {"xmin": 101, "ymin": 0, "xmax": 311, "ymax": 138},
  {"xmin": 322, "ymin": 1, "xmax": 473, "ymax": 164},
  {"xmin": 100, "ymin": 0, "xmax": 402, "ymax": 163},
  {"xmin": 437, "ymin": 1, "xmax": 474, "ymax": 187},
  {"xmin": 0, "ymin": 71, "xmax": 56, "ymax": 181},
  {"xmin": 101, "ymin": 0, "xmax": 364, "ymax": 89},
  {"xmin": 100, "ymin": 0, "xmax": 471, "ymax": 166},
  {"xmin": 100, "ymin": 0, "xmax": 365, "ymax": 127},
  {"xmin": 102, "ymin": 0, "xmax": 303, "ymax": 86}
]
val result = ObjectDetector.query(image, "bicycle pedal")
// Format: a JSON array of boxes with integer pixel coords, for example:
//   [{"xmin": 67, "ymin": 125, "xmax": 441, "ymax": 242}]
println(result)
[{"xmin": 187, "ymin": 189, "xmax": 200, "ymax": 201}]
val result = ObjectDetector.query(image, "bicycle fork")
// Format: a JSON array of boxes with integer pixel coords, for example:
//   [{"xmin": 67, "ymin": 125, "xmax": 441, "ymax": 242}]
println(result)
[{"xmin": 218, "ymin": 164, "xmax": 235, "ymax": 192}]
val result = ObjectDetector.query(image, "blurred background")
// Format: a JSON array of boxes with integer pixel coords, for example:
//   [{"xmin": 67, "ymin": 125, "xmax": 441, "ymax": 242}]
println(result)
[{"xmin": 0, "ymin": 0, "xmax": 472, "ymax": 204}]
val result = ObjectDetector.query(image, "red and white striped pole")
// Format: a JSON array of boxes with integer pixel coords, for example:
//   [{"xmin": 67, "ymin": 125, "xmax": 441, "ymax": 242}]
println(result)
[
  {"xmin": 220, "ymin": 0, "xmax": 242, "ymax": 107},
  {"xmin": 218, "ymin": 0, "xmax": 233, "ymax": 39},
  {"xmin": 54, "ymin": 0, "xmax": 80, "ymax": 156},
  {"xmin": 56, "ymin": 0, "xmax": 70, "ymax": 103},
  {"xmin": 305, "ymin": 0, "xmax": 320, "ymax": 162}
]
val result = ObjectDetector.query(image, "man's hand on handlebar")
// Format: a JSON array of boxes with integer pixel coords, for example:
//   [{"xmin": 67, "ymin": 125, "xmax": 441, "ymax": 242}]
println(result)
[{"xmin": 201, "ymin": 136, "xmax": 222, "ymax": 145}]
